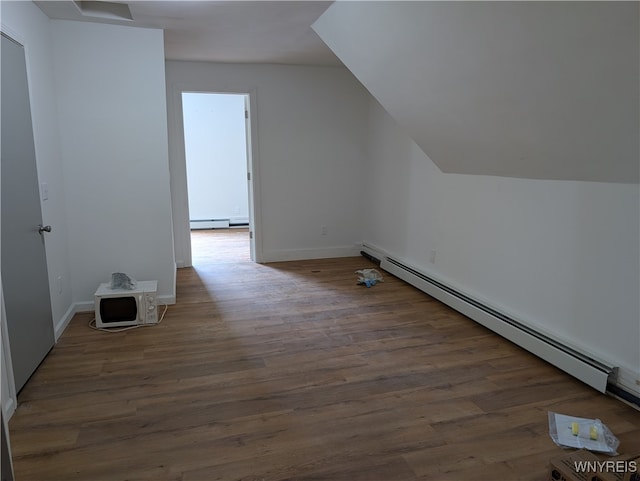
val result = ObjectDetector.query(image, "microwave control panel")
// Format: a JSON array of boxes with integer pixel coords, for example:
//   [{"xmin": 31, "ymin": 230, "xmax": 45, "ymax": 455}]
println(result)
[{"xmin": 143, "ymin": 291, "xmax": 158, "ymax": 324}]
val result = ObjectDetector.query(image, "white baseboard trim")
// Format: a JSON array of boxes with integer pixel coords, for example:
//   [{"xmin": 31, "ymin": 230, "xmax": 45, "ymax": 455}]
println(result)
[
  {"xmin": 74, "ymin": 301, "xmax": 94, "ymax": 313},
  {"xmin": 260, "ymin": 245, "xmax": 360, "ymax": 263},
  {"xmin": 159, "ymin": 295, "xmax": 176, "ymax": 306},
  {"xmin": 52, "ymin": 301, "xmax": 93, "ymax": 341},
  {"xmin": 190, "ymin": 219, "xmax": 230, "ymax": 229},
  {"xmin": 54, "ymin": 303, "xmax": 77, "ymax": 341}
]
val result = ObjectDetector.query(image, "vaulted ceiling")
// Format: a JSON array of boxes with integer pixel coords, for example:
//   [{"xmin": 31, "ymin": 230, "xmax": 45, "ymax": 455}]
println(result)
[{"xmin": 313, "ymin": 1, "xmax": 639, "ymax": 183}]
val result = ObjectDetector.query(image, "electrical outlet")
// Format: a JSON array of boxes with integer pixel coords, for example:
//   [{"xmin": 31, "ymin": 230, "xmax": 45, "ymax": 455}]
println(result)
[
  {"xmin": 430, "ymin": 250, "xmax": 436, "ymax": 264},
  {"xmin": 57, "ymin": 276, "xmax": 63, "ymax": 294},
  {"xmin": 321, "ymin": 225, "xmax": 328, "ymax": 236}
]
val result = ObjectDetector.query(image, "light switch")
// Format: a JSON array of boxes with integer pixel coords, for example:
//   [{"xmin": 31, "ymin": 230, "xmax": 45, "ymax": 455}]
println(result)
[{"xmin": 41, "ymin": 182, "xmax": 49, "ymax": 201}]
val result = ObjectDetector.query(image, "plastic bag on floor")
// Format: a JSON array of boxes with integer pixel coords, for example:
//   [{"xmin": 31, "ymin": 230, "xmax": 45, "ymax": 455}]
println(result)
[
  {"xmin": 548, "ymin": 411, "xmax": 620, "ymax": 455},
  {"xmin": 356, "ymin": 268, "xmax": 383, "ymax": 288}
]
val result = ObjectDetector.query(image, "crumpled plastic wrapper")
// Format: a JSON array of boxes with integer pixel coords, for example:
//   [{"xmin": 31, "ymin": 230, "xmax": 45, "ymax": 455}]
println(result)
[
  {"xmin": 356, "ymin": 268, "xmax": 384, "ymax": 288},
  {"xmin": 548, "ymin": 411, "xmax": 620, "ymax": 455},
  {"xmin": 110, "ymin": 272, "xmax": 137, "ymax": 290}
]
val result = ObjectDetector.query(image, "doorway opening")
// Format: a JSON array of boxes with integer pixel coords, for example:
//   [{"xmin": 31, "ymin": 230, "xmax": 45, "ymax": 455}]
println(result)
[{"xmin": 181, "ymin": 92, "xmax": 255, "ymax": 266}]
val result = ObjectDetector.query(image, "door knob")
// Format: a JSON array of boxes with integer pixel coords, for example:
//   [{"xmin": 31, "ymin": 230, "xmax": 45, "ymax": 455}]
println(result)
[{"xmin": 38, "ymin": 224, "xmax": 52, "ymax": 234}]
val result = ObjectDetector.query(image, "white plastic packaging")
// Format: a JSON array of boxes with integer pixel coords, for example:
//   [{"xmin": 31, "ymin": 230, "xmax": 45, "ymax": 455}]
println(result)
[{"xmin": 548, "ymin": 411, "xmax": 620, "ymax": 455}]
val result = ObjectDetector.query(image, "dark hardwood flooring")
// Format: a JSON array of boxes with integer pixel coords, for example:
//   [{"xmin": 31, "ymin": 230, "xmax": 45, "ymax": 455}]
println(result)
[{"xmin": 8, "ymin": 229, "xmax": 640, "ymax": 480}]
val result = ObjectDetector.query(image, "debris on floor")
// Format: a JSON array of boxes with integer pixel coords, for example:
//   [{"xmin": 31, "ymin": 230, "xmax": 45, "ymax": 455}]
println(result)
[
  {"xmin": 356, "ymin": 268, "xmax": 384, "ymax": 288},
  {"xmin": 548, "ymin": 411, "xmax": 620, "ymax": 454}
]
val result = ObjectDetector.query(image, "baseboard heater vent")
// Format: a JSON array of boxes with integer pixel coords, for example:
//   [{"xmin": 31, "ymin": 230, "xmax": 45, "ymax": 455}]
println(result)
[
  {"xmin": 190, "ymin": 219, "xmax": 230, "ymax": 230},
  {"xmin": 360, "ymin": 250, "xmax": 381, "ymax": 266},
  {"xmin": 379, "ymin": 256, "xmax": 616, "ymax": 393}
]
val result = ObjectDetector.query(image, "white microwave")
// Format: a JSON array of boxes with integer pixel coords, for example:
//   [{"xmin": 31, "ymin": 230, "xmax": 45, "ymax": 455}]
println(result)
[{"xmin": 94, "ymin": 280, "xmax": 158, "ymax": 328}]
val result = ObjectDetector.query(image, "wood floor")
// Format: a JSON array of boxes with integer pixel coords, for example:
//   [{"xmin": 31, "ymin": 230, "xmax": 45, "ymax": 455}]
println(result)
[{"xmin": 8, "ymin": 229, "xmax": 640, "ymax": 480}]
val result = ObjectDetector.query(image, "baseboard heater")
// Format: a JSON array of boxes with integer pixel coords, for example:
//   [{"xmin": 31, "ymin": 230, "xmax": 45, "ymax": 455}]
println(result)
[
  {"xmin": 370, "ymin": 253, "xmax": 615, "ymax": 393},
  {"xmin": 190, "ymin": 219, "xmax": 230, "ymax": 229}
]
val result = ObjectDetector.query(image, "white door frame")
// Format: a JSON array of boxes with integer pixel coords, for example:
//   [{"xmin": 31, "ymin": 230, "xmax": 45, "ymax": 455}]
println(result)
[{"xmin": 168, "ymin": 85, "xmax": 261, "ymax": 268}]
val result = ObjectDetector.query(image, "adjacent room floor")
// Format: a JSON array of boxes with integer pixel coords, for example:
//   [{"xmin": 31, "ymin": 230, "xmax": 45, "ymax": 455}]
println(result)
[{"xmin": 8, "ymin": 230, "xmax": 640, "ymax": 480}]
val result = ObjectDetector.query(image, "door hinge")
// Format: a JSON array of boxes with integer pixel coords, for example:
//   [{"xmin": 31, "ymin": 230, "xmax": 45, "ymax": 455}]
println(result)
[
  {"xmin": 245, "ymin": 110, "xmax": 249, "ymax": 119},
  {"xmin": 249, "ymin": 231, "xmax": 253, "ymax": 239},
  {"xmin": 247, "ymin": 172, "xmax": 251, "ymax": 181}
]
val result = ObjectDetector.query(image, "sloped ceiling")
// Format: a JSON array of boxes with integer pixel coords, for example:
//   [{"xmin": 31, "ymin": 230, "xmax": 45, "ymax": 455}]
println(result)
[{"xmin": 313, "ymin": 2, "xmax": 639, "ymax": 183}]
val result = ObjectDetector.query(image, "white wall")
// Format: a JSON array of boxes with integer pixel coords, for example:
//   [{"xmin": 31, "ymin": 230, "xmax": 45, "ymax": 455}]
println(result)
[
  {"xmin": 182, "ymin": 93, "xmax": 249, "ymax": 224},
  {"xmin": 51, "ymin": 21, "xmax": 176, "ymax": 304},
  {"xmin": 166, "ymin": 61, "xmax": 369, "ymax": 265},
  {"xmin": 365, "ymin": 99, "xmax": 640, "ymax": 395},
  {"xmin": 1, "ymin": 1, "xmax": 73, "ymax": 339}
]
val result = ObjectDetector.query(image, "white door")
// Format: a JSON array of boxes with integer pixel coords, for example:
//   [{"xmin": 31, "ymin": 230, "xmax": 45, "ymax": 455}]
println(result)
[{"xmin": 1, "ymin": 33, "xmax": 55, "ymax": 392}]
